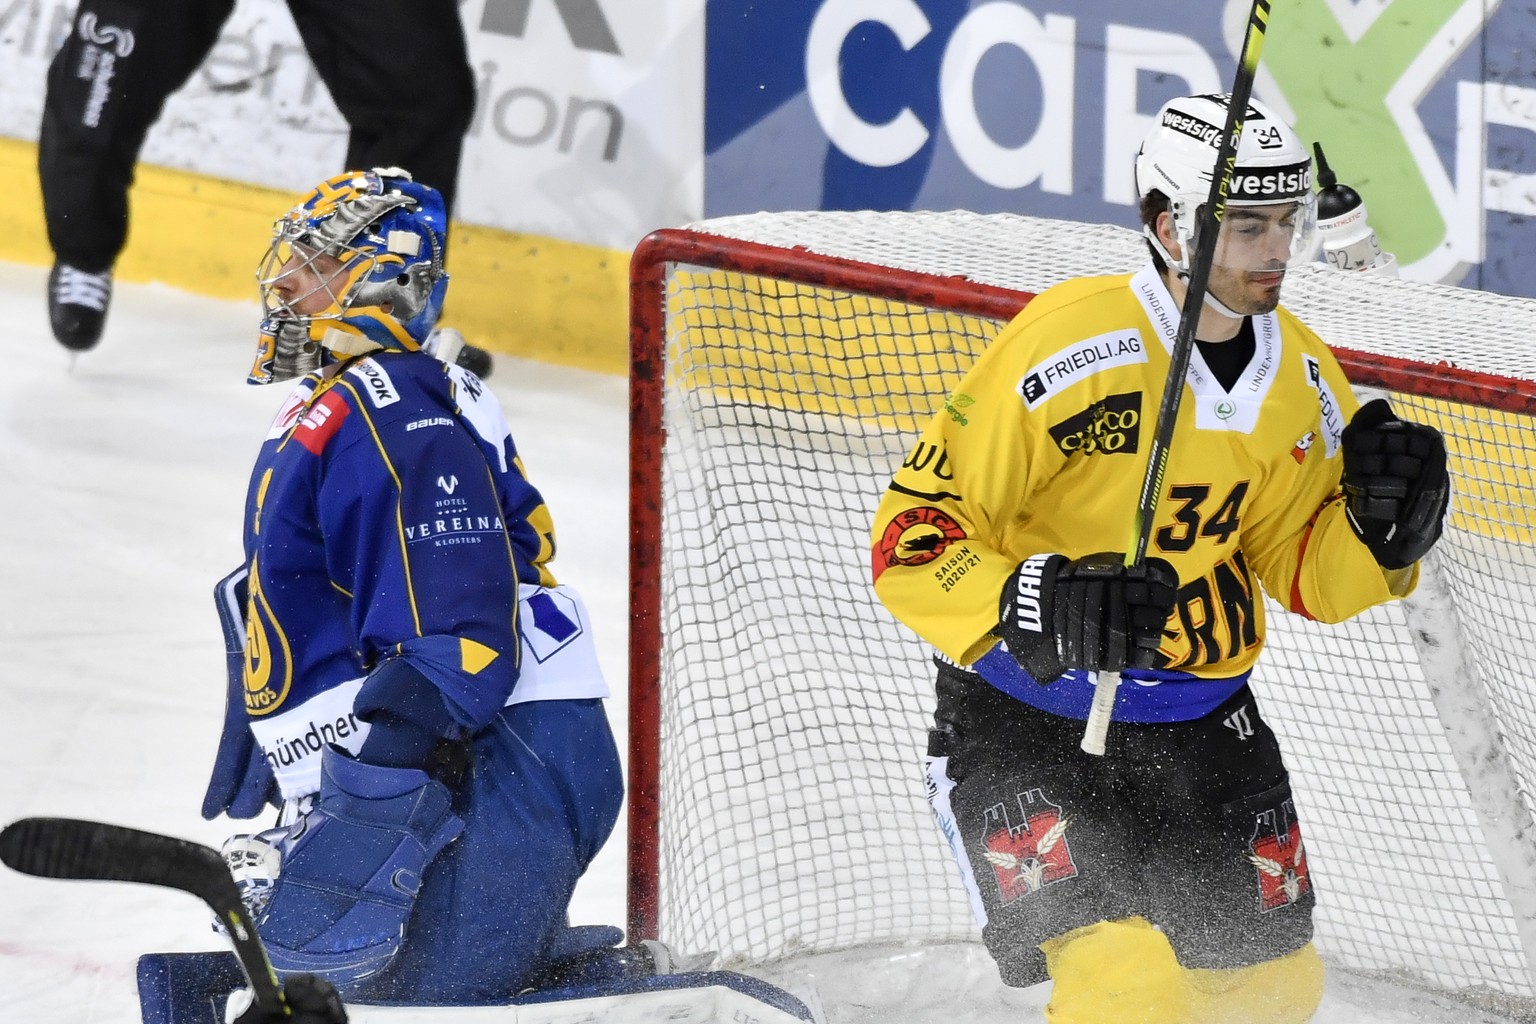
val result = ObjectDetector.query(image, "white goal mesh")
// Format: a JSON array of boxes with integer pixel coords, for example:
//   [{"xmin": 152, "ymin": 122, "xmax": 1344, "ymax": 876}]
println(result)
[{"xmin": 627, "ymin": 211, "xmax": 1536, "ymax": 1014}]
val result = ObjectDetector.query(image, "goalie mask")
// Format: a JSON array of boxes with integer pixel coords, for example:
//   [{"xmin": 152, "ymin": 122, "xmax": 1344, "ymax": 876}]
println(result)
[
  {"xmin": 1134, "ymin": 94, "xmax": 1319, "ymax": 282},
  {"xmin": 250, "ymin": 167, "xmax": 448, "ymax": 385}
]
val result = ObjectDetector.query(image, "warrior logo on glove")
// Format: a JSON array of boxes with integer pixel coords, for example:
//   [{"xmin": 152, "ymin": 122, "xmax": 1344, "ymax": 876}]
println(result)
[{"xmin": 998, "ymin": 552, "xmax": 1179, "ymax": 684}]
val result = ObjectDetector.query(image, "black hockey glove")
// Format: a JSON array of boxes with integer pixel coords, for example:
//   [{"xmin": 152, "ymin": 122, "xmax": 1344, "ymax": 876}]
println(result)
[
  {"xmin": 1342, "ymin": 398, "xmax": 1449, "ymax": 569},
  {"xmin": 231, "ymin": 974, "xmax": 347, "ymax": 1024},
  {"xmin": 998, "ymin": 552, "xmax": 1178, "ymax": 683}
]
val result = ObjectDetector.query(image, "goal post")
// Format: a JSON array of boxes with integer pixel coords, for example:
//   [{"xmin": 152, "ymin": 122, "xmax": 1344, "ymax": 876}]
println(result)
[
  {"xmin": 626, "ymin": 227, "xmax": 1033, "ymax": 940},
  {"xmin": 626, "ymin": 210, "xmax": 1536, "ymax": 1013}
]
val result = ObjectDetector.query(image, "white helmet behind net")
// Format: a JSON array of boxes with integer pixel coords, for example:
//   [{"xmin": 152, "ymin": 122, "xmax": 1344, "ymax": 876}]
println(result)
[{"xmin": 1134, "ymin": 93, "xmax": 1318, "ymax": 276}]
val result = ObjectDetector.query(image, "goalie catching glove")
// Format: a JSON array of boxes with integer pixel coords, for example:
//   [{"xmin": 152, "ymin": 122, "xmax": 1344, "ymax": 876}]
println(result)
[
  {"xmin": 1342, "ymin": 398, "xmax": 1450, "ymax": 569},
  {"xmin": 998, "ymin": 552, "xmax": 1178, "ymax": 683}
]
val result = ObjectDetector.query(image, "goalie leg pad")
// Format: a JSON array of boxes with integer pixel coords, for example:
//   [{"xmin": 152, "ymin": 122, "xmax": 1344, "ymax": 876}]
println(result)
[
  {"xmin": 257, "ymin": 746, "xmax": 464, "ymax": 988},
  {"xmin": 1185, "ymin": 942, "xmax": 1325, "ymax": 1024},
  {"xmin": 137, "ymin": 953, "xmax": 819, "ymax": 1024},
  {"xmin": 137, "ymin": 951, "xmax": 244, "ymax": 1024},
  {"xmin": 1042, "ymin": 917, "xmax": 1190, "ymax": 1024}
]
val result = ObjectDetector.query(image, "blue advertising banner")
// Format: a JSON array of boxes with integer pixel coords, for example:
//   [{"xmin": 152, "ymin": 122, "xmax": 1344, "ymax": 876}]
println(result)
[{"xmin": 706, "ymin": 0, "xmax": 1536, "ymax": 298}]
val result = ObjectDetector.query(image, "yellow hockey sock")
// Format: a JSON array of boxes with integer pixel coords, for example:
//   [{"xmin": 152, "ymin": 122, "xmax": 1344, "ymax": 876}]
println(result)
[
  {"xmin": 1184, "ymin": 943, "xmax": 1325, "ymax": 1024},
  {"xmin": 1041, "ymin": 917, "xmax": 1190, "ymax": 1024},
  {"xmin": 1042, "ymin": 920, "xmax": 1324, "ymax": 1024}
]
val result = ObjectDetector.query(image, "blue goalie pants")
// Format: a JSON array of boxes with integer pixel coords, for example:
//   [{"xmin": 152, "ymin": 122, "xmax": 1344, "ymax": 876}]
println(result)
[{"xmin": 337, "ymin": 696, "xmax": 623, "ymax": 1004}]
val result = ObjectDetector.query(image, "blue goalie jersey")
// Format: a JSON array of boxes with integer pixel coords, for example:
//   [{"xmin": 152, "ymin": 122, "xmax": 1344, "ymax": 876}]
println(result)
[{"xmin": 239, "ymin": 352, "xmax": 607, "ymax": 799}]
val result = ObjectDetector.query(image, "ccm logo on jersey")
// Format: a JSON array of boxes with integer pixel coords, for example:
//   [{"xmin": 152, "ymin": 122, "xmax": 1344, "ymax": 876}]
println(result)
[
  {"xmin": 1049, "ymin": 392, "xmax": 1142, "ymax": 457},
  {"xmin": 1017, "ymin": 331, "xmax": 1147, "ymax": 409},
  {"xmin": 349, "ymin": 360, "xmax": 400, "ymax": 408}
]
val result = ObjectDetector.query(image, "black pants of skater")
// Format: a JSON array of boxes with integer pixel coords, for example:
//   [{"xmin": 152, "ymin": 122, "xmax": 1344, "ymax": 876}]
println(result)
[{"xmin": 40, "ymin": 0, "xmax": 476, "ymax": 271}]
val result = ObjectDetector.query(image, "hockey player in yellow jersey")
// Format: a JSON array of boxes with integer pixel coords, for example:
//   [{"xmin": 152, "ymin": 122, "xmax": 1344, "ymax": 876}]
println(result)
[{"xmin": 871, "ymin": 94, "xmax": 1450, "ymax": 1024}]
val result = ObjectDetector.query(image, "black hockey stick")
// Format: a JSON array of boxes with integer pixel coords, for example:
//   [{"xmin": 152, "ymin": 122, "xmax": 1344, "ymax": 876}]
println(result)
[
  {"xmin": 1082, "ymin": 0, "xmax": 1277, "ymax": 755},
  {"xmin": 0, "ymin": 816, "xmax": 288, "ymax": 1019}
]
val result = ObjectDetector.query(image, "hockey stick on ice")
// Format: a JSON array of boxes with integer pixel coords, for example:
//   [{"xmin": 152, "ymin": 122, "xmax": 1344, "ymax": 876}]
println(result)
[
  {"xmin": 1081, "ymin": 0, "xmax": 1277, "ymax": 755},
  {"xmin": 0, "ymin": 816, "xmax": 288, "ymax": 1019}
]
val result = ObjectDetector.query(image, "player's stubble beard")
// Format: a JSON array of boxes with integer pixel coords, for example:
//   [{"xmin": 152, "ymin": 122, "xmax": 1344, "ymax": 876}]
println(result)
[{"xmin": 1210, "ymin": 263, "xmax": 1284, "ymax": 317}]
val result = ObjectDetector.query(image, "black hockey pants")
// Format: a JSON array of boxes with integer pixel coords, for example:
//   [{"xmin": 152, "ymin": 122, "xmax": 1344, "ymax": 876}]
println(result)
[
  {"xmin": 39, "ymin": 0, "xmax": 476, "ymax": 270},
  {"xmin": 927, "ymin": 662, "xmax": 1316, "ymax": 987}
]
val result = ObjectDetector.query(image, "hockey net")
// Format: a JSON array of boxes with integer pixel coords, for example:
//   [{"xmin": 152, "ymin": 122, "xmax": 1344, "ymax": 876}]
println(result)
[{"xmin": 626, "ymin": 210, "xmax": 1536, "ymax": 1014}]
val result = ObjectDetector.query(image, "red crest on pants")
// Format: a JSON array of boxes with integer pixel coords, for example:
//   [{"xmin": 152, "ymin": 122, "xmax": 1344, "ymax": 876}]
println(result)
[
  {"xmin": 1249, "ymin": 801, "xmax": 1310, "ymax": 911},
  {"xmin": 981, "ymin": 789, "xmax": 1077, "ymax": 903}
]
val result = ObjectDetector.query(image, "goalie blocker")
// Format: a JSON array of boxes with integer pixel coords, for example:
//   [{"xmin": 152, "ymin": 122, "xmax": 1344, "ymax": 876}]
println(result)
[{"xmin": 137, "ymin": 951, "xmax": 822, "ymax": 1024}]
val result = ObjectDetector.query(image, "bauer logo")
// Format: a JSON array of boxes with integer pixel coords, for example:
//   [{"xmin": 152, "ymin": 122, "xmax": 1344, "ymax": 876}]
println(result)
[
  {"xmin": 1018, "ymin": 331, "xmax": 1146, "ymax": 410},
  {"xmin": 872, "ymin": 506, "xmax": 967, "ymax": 583},
  {"xmin": 1048, "ymin": 392, "xmax": 1142, "ymax": 457}
]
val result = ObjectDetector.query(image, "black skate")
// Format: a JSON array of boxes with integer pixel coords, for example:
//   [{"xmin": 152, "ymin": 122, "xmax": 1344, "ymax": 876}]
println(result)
[{"xmin": 48, "ymin": 263, "xmax": 112, "ymax": 352}]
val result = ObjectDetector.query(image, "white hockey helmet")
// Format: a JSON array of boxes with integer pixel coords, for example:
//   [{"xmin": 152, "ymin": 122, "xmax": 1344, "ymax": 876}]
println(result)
[{"xmin": 1134, "ymin": 93, "xmax": 1318, "ymax": 276}]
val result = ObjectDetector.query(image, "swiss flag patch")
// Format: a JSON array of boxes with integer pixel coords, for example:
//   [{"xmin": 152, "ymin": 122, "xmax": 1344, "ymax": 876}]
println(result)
[{"xmin": 294, "ymin": 392, "xmax": 349, "ymax": 454}]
